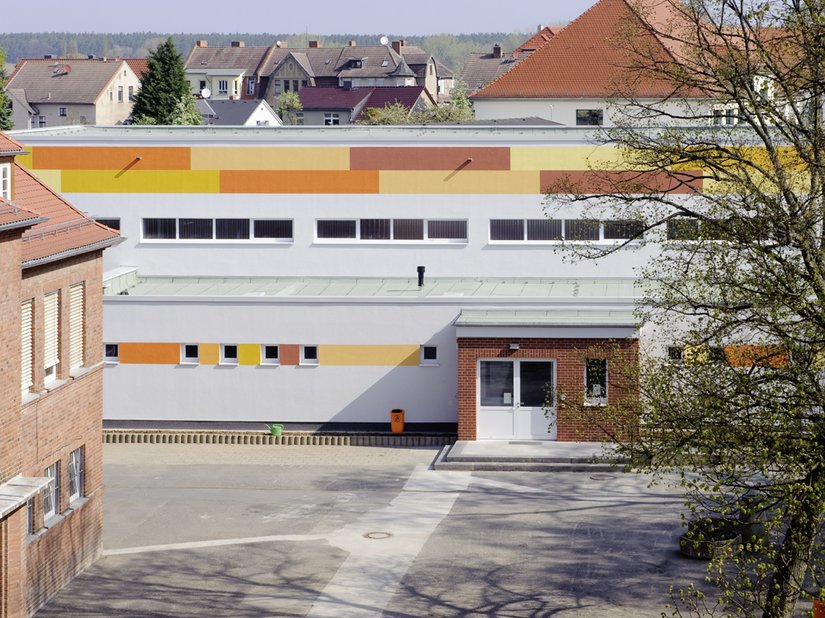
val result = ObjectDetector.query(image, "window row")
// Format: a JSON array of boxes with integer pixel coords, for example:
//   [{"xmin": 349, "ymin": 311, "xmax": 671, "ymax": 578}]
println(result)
[
  {"xmin": 316, "ymin": 219, "xmax": 467, "ymax": 242},
  {"xmin": 21, "ymin": 282, "xmax": 85, "ymax": 394},
  {"xmin": 142, "ymin": 218, "xmax": 293, "ymax": 241},
  {"xmin": 104, "ymin": 343, "xmax": 439, "ymax": 367},
  {"xmin": 489, "ymin": 219, "xmax": 644, "ymax": 242},
  {"xmin": 33, "ymin": 446, "xmax": 84, "ymax": 534}
]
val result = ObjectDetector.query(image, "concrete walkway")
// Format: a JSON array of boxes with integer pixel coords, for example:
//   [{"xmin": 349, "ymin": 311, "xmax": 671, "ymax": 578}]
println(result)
[{"xmin": 434, "ymin": 440, "xmax": 626, "ymax": 471}]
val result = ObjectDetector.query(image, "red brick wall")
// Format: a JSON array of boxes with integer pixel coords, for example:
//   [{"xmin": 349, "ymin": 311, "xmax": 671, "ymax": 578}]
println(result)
[
  {"xmin": 0, "ymin": 230, "xmax": 23, "ymax": 485},
  {"xmin": 457, "ymin": 337, "xmax": 639, "ymax": 441}
]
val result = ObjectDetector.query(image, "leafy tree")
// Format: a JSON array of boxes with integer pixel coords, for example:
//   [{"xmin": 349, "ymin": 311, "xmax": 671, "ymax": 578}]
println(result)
[
  {"xmin": 556, "ymin": 2, "xmax": 825, "ymax": 616},
  {"xmin": 130, "ymin": 37, "xmax": 199, "ymax": 125},
  {"xmin": 359, "ymin": 87, "xmax": 474, "ymax": 126},
  {"xmin": 359, "ymin": 102, "xmax": 413, "ymax": 125},
  {"xmin": 276, "ymin": 91, "xmax": 302, "ymax": 125}
]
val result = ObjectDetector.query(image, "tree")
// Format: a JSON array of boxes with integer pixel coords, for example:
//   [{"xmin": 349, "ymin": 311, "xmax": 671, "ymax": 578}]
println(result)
[
  {"xmin": 276, "ymin": 90, "xmax": 302, "ymax": 125},
  {"xmin": 130, "ymin": 37, "xmax": 200, "ymax": 126},
  {"xmin": 359, "ymin": 102, "xmax": 413, "ymax": 125},
  {"xmin": 0, "ymin": 47, "xmax": 12, "ymax": 131},
  {"xmin": 554, "ymin": 1, "xmax": 825, "ymax": 616},
  {"xmin": 358, "ymin": 87, "xmax": 475, "ymax": 126}
]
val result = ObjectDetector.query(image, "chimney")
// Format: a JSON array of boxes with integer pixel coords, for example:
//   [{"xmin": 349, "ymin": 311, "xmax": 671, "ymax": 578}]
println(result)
[
  {"xmin": 87, "ymin": 54, "xmax": 95, "ymax": 60},
  {"xmin": 417, "ymin": 266, "xmax": 425, "ymax": 287},
  {"xmin": 391, "ymin": 40, "xmax": 403, "ymax": 54},
  {"xmin": 492, "ymin": 44, "xmax": 502, "ymax": 58},
  {"xmin": 308, "ymin": 40, "xmax": 320, "ymax": 48},
  {"xmin": 537, "ymin": 24, "xmax": 545, "ymax": 32},
  {"xmin": 276, "ymin": 41, "xmax": 288, "ymax": 48},
  {"xmin": 44, "ymin": 54, "xmax": 54, "ymax": 59},
  {"xmin": 196, "ymin": 40, "xmax": 208, "ymax": 47},
  {"xmin": 348, "ymin": 40, "xmax": 357, "ymax": 47},
  {"xmin": 231, "ymin": 41, "xmax": 245, "ymax": 48}
]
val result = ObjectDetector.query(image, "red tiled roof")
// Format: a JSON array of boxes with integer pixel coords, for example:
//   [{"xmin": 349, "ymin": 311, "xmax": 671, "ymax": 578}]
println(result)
[
  {"xmin": 298, "ymin": 87, "xmax": 373, "ymax": 110},
  {"xmin": 472, "ymin": 0, "xmax": 681, "ymax": 99},
  {"xmin": 0, "ymin": 200, "xmax": 42, "ymax": 231},
  {"xmin": 13, "ymin": 164, "xmax": 119, "ymax": 265},
  {"xmin": 125, "ymin": 58, "xmax": 149, "ymax": 77},
  {"xmin": 0, "ymin": 133, "xmax": 25, "ymax": 154},
  {"xmin": 516, "ymin": 26, "xmax": 558, "ymax": 53}
]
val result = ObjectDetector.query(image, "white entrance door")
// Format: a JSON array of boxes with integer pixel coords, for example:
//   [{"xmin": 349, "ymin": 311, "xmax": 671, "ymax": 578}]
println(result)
[{"xmin": 476, "ymin": 359, "xmax": 556, "ymax": 440}]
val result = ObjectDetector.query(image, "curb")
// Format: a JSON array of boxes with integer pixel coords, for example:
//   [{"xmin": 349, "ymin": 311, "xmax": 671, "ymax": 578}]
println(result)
[
  {"xmin": 432, "ymin": 443, "xmax": 628, "ymax": 472},
  {"xmin": 103, "ymin": 429, "xmax": 455, "ymax": 447}
]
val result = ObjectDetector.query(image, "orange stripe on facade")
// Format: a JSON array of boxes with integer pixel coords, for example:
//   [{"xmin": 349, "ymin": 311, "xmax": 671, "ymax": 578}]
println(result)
[
  {"xmin": 540, "ymin": 170, "xmax": 703, "ymax": 194},
  {"xmin": 220, "ymin": 170, "xmax": 380, "ymax": 194},
  {"xmin": 32, "ymin": 147, "xmax": 191, "ymax": 171},
  {"xmin": 350, "ymin": 147, "xmax": 511, "ymax": 171},
  {"xmin": 119, "ymin": 342, "xmax": 180, "ymax": 364},
  {"xmin": 279, "ymin": 344, "xmax": 300, "ymax": 366}
]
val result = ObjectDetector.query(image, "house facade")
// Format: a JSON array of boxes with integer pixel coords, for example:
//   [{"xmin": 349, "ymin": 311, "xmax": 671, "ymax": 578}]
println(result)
[
  {"xmin": 0, "ymin": 133, "xmax": 119, "ymax": 617},
  {"xmin": 10, "ymin": 125, "xmax": 670, "ymax": 441},
  {"xmin": 5, "ymin": 59, "xmax": 141, "ymax": 130}
]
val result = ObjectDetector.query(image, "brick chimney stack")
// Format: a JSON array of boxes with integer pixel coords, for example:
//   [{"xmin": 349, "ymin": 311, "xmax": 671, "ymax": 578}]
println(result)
[
  {"xmin": 309, "ymin": 40, "xmax": 320, "ymax": 48},
  {"xmin": 231, "ymin": 41, "xmax": 245, "ymax": 47},
  {"xmin": 492, "ymin": 44, "xmax": 502, "ymax": 58},
  {"xmin": 196, "ymin": 40, "xmax": 208, "ymax": 47}
]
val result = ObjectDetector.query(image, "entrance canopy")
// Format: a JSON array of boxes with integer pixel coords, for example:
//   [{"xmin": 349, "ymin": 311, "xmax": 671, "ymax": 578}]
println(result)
[{"xmin": 455, "ymin": 308, "xmax": 640, "ymax": 339}]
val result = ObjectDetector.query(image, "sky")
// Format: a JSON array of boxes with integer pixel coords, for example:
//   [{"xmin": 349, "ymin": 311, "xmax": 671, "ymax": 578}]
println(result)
[{"xmin": 3, "ymin": 0, "xmax": 599, "ymax": 35}]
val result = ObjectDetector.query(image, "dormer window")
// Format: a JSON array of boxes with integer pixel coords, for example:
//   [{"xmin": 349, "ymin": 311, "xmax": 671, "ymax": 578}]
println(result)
[{"xmin": 0, "ymin": 163, "xmax": 10, "ymax": 200}]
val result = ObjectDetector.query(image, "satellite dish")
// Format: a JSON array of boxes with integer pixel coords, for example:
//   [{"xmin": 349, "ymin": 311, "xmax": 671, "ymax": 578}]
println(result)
[
  {"xmin": 380, "ymin": 36, "xmax": 389, "ymax": 45},
  {"xmin": 276, "ymin": 40, "xmax": 283, "ymax": 48},
  {"xmin": 200, "ymin": 88, "xmax": 211, "ymax": 99}
]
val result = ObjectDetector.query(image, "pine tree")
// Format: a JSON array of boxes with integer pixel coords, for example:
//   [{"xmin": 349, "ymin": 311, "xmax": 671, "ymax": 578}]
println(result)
[{"xmin": 130, "ymin": 37, "xmax": 199, "ymax": 125}]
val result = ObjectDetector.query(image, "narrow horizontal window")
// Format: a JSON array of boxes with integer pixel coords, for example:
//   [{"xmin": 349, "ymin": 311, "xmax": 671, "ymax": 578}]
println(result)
[
  {"xmin": 565, "ymin": 219, "xmax": 599, "ymax": 241},
  {"xmin": 576, "ymin": 109, "xmax": 603, "ymax": 126},
  {"xmin": 254, "ymin": 219, "xmax": 293, "ymax": 240},
  {"xmin": 427, "ymin": 220, "xmax": 467, "ymax": 240},
  {"xmin": 95, "ymin": 218, "xmax": 121, "ymax": 231},
  {"xmin": 317, "ymin": 220, "xmax": 357, "ymax": 239},
  {"xmin": 604, "ymin": 220, "xmax": 644, "ymax": 240},
  {"xmin": 142, "ymin": 218, "xmax": 176, "ymax": 239},
  {"xmin": 527, "ymin": 219, "xmax": 562, "ymax": 240},
  {"xmin": 393, "ymin": 219, "xmax": 424, "ymax": 240},
  {"xmin": 179, "ymin": 218, "xmax": 213, "ymax": 240},
  {"xmin": 490, "ymin": 219, "xmax": 524, "ymax": 241},
  {"xmin": 216, "ymin": 219, "xmax": 250, "ymax": 240},
  {"xmin": 667, "ymin": 218, "xmax": 700, "ymax": 240},
  {"xmin": 360, "ymin": 219, "xmax": 391, "ymax": 240}
]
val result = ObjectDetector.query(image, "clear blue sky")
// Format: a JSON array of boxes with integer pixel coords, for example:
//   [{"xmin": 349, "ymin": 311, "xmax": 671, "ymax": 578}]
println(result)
[{"xmin": 3, "ymin": 0, "xmax": 599, "ymax": 34}]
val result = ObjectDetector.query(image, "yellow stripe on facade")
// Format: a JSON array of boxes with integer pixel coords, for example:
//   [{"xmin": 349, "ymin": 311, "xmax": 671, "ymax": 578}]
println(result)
[
  {"xmin": 379, "ymin": 171, "xmax": 540, "ymax": 194},
  {"xmin": 25, "ymin": 169, "xmax": 62, "ymax": 193},
  {"xmin": 199, "ymin": 343, "xmax": 219, "ymax": 365},
  {"xmin": 238, "ymin": 344, "xmax": 260, "ymax": 366},
  {"xmin": 509, "ymin": 146, "xmax": 623, "ymax": 171},
  {"xmin": 319, "ymin": 345, "xmax": 420, "ymax": 366},
  {"xmin": 16, "ymin": 152, "xmax": 34, "ymax": 170},
  {"xmin": 60, "ymin": 170, "xmax": 220, "ymax": 193},
  {"xmin": 190, "ymin": 147, "xmax": 351, "ymax": 171}
]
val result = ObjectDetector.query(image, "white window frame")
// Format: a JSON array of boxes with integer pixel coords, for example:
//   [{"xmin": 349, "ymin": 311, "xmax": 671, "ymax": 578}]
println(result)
[
  {"xmin": 21, "ymin": 300, "xmax": 33, "ymax": 393},
  {"xmin": 43, "ymin": 462, "xmax": 59, "ymax": 520},
  {"xmin": 260, "ymin": 344, "xmax": 280, "ymax": 366},
  {"xmin": 43, "ymin": 291, "xmax": 59, "ymax": 384},
  {"xmin": 324, "ymin": 113, "xmax": 340, "ymax": 126},
  {"xmin": 68, "ymin": 447, "xmax": 84, "ymax": 503},
  {"xmin": 314, "ymin": 218, "xmax": 468, "ymax": 244},
  {"xmin": 140, "ymin": 217, "xmax": 293, "ymax": 244},
  {"xmin": 104, "ymin": 343, "xmax": 119, "ymax": 364},
  {"xmin": 181, "ymin": 343, "xmax": 199, "ymax": 365},
  {"xmin": 218, "ymin": 79, "xmax": 229, "ymax": 94},
  {"xmin": 420, "ymin": 345, "xmax": 439, "ymax": 366},
  {"xmin": 58, "ymin": 107, "xmax": 67, "ymax": 117},
  {"xmin": 488, "ymin": 218, "xmax": 643, "ymax": 244},
  {"xmin": 300, "ymin": 345, "xmax": 319, "ymax": 366},
  {"xmin": 246, "ymin": 77, "xmax": 256, "ymax": 95},
  {"xmin": 584, "ymin": 358, "xmax": 608, "ymax": 406},
  {"xmin": 0, "ymin": 163, "xmax": 11, "ymax": 200},
  {"xmin": 220, "ymin": 344, "xmax": 239, "ymax": 365}
]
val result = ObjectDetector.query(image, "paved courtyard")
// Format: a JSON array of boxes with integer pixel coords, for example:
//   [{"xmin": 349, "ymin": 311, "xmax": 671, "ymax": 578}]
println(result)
[{"xmin": 37, "ymin": 444, "xmax": 708, "ymax": 617}]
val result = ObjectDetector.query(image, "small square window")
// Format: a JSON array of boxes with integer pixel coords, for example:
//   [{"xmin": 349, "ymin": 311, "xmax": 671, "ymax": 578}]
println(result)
[
  {"xmin": 221, "ymin": 344, "xmax": 239, "ymax": 365},
  {"xmin": 104, "ymin": 343, "xmax": 119, "ymax": 363},
  {"xmin": 667, "ymin": 346, "xmax": 684, "ymax": 363},
  {"xmin": 261, "ymin": 345, "xmax": 280, "ymax": 365},
  {"xmin": 181, "ymin": 344, "xmax": 199, "ymax": 364},
  {"xmin": 301, "ymin": 345, "xmax": 319, "ymax": 366},
  {"xmin": 420, "ymin": 345, "xmax": 438, "ymax": 366},
  {"xmin": 59, "ymin": 107, "xmax": 67, "ymax": 117},
  {"xmin": 575, "ymin": 109, "xmax": 604, "ymax": 126}
]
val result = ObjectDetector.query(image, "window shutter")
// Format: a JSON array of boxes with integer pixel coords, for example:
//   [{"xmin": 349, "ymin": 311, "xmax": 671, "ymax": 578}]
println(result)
[
  {"xmin": 69, "ymin": 284, "xmax": 84, "ymax": 370},
  {"xmin": 21, "ymin": 300, "xmax": 33, "ymax": 391},
  {"xmin": 43, "ymin": 292, "xmax": 59, "ymax": 370}
]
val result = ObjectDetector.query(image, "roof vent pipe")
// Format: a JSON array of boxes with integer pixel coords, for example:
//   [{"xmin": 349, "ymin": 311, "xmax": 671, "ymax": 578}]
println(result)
[{"xmin": 417, "ymin": 266, "xmax": 425, "ymax": 287}]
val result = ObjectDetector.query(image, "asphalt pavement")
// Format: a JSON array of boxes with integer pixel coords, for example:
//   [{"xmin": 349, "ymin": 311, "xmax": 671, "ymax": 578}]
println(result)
[{"xmin": 36, "ymin": 443, "xmax": 708, "ymax": 617}]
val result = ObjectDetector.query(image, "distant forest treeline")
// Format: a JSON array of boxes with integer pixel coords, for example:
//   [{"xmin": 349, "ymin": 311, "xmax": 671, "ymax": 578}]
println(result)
[{"xmin": 0, "ymin": 31, "xmax": 553, "ymax": 75}]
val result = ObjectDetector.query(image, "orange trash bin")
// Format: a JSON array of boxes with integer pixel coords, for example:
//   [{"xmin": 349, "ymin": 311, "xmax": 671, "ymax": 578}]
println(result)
[
  {"xmin": 814, "ymin": 600, "xmax": 824, "ymax": 618},
  {"xmin": 391, "ymin": 409, "xmax": 405, "ymax": 434}
]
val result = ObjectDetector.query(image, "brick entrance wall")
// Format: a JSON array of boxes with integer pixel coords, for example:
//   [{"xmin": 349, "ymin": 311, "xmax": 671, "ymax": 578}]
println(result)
[{"xmin": 457, "ymin": 337, "xmax": 639, "ymax": 441}]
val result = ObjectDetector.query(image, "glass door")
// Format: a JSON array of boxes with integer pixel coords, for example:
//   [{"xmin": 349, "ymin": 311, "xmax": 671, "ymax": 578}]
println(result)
[{"xmin": 515, "ymin": 361, "xmax": 555, "ymax": 440}]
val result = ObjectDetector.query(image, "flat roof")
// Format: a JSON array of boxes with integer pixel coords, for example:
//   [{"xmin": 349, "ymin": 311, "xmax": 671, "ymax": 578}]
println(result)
[{"xmin": 103, "ymin": 271, "xmax": 641, "ymax": 305}]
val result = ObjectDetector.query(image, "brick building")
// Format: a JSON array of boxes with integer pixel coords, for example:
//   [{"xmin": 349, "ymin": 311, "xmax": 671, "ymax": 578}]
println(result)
[{"xmin": 0, "ymin": 133, "xmax": 119, "ymax": 617}]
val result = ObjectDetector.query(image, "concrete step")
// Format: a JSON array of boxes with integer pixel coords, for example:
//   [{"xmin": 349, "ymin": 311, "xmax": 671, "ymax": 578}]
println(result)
[{"xmin": 433, "ymin": 460, "xmax": 624, "ymax": 472}]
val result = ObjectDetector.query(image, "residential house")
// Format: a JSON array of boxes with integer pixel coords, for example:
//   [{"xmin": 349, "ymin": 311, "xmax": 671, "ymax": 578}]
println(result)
[
  {"xmin": 13, "ymin": 124, "xmax": 654, "ymax": 443},
  {"xmin": 5, "ymin": 58, "xmax": 141, "ymax": 129},
  {"xmin": 470, "ymin": 0, "xmax": 707, "ymax": 125},
  {"xmin": 184, "ymin": 40, "xmax": 272, "ymax": 101},
  {"xmin": 0, "ymin": 132, "xmax": 119, "ymax": 617},
  {"xmin": 297, "ymin": 86, "xmax": 433, "ymax": 125},
  {"xmin": 460, "ymin": 26, "xmax": 556, "ymax": 94},
  {"xmin": 196, "ymin": 99, "xmax": 282, "ymax": 126}
]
